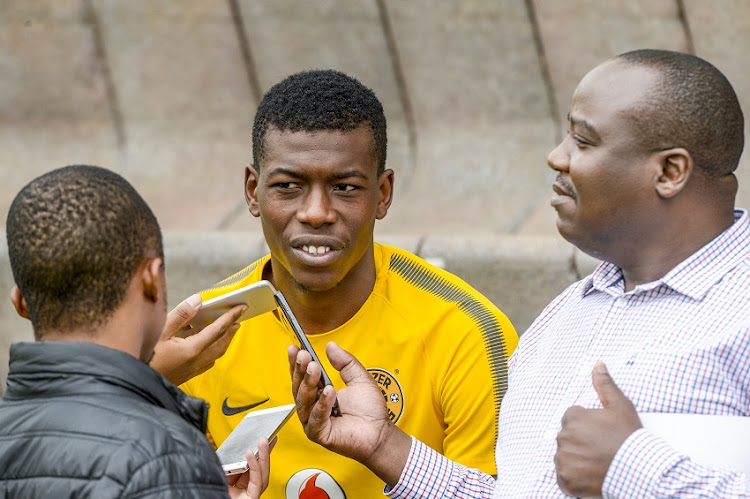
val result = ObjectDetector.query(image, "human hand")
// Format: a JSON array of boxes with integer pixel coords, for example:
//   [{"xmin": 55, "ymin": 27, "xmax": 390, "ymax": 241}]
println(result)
[
  {"xmin": 555, "ymin": 362, "xmax": 642, "ymax": 497},
  {"xmin": 289, "ymin": 341, "xmax": 412, "ymax": 485},
  {"xmin": 227, "ymin": 437, "xmax": 276, "ymax": 498},
  {"xmin": 149, "ymin": 294, "xmax": 245, "ymax": 385}
]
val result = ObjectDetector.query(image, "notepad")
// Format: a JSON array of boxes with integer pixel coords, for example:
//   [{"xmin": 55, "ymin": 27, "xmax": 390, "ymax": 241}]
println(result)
[{"xmin": 639, "ymin": 412, "xmax": 750, "ymax": 474}]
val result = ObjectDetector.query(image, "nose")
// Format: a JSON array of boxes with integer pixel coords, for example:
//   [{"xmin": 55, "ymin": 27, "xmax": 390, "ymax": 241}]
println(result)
[
  {"xmin": 547, "ymin": 137, "xmax": 570, "ymax": 173},
  {"xmin": 296, "ymin": 187, "xmax": 337, "ymax": 227}
]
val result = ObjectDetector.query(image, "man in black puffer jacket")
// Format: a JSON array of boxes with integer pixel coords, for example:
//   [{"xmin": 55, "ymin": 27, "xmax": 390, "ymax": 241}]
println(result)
[{"xmin": 0, "ymin": 165, "xmax": 270, "ymax": 498}]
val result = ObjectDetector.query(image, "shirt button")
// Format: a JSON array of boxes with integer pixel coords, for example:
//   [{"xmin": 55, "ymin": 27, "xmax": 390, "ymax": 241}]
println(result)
[
  {"xmin": 577, "ymin": 363, "xmax": 592, "ymax": 376},
  {"xmin": 543, "ymin": 429, "xmax": 557, "ymax": 440}
]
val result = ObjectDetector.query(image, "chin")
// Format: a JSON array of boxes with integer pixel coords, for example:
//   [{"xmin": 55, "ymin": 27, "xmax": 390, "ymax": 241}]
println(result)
[
  {"xmin": 556, "ymin": 228, "xmax": 609, "ymax": 263},
  {"xmin": 555, "ymin": 221, "xmax": 587, "ymax": 251},
  {"xmin": 555, "ymin": 218, "xmax": 574, "ymax": 240},
  {"xmin": 292, "ymin": 273, "xmax": 343, "ymax": 293}
]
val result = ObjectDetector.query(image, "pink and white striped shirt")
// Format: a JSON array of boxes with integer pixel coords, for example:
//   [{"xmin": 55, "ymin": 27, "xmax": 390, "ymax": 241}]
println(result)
[{"xmin": 387, "ymin": 209, "xmax": 750, "ymax": 498}]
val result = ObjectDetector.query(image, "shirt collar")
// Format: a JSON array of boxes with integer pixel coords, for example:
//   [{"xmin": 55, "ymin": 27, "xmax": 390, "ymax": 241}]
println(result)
[{"xmin": 582, "ymin": 209, "xmax": 750, "ymax": 300}]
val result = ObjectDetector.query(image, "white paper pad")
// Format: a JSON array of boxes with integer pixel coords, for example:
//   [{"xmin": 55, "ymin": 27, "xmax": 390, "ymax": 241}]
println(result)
[{"xmin": 639, "ymin": 412, "xmax": 750, "ymax": 474}]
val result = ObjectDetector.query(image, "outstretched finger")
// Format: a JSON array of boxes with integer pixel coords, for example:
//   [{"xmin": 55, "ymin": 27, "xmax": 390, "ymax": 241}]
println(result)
[
  {"xmin": 306, "ymin": 384, "xmax": 337, "ymax": 438},
  {"xmin": 290, "ymin": 347, "xmax": 313, "ymax": 398},
  {"xmin": 256, "ymin": 437, "xmax": 272, "ymax": 491},
  {"xmin": 294, "ymin": 355, "xmax": 324, "ymax": 426},
  {"xmin": 236, "ymin": 440, "xmax": 269, "ymax": 498},
  {"xmin": 288, "ymin": 344, "xmax": 302, "ymax": 392}
]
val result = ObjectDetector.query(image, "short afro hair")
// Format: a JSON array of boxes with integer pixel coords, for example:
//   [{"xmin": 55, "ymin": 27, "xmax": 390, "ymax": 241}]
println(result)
[
  {"xmin": 6, "ymin": 165, "xmax": 163, "ymax": 338},
  {"xmin": 252, "ymin": 69, "xmax": 387, "ymax": 175},
  {"xmin": 616, "ymin": 49, "xmax": 744, "ymax": 177}
]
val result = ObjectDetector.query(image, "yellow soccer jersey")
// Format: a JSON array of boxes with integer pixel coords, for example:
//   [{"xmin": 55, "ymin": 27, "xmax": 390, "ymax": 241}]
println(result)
[{"xmin": 181, "ymin": 243, "xmax": 517, "ymax": 498}]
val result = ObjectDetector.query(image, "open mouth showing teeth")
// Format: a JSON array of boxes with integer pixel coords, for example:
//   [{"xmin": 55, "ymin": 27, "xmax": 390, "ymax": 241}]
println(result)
[{"xmin": 301, "ymin": 245, "xmax": 331, "ymax": 255}]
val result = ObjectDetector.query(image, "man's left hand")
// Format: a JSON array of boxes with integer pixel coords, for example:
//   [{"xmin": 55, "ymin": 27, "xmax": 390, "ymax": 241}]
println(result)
[
  {"xmin": 227, "ymin": 437, "xmax": 275, "ymax": 498},
  {"xmin": 150, "ymin": 294, "xmax": 245, "ymax": 385},
  {"xmin": 555, "ymin": 362, "xmax": 642, "ymax": 497}
]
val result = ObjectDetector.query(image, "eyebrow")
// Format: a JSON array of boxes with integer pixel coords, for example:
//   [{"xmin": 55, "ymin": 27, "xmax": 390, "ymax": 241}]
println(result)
[
  {"xmin": 567, "ymin": 113, "xmax": 600, "ymax": 139},
  {"xmin": 266, "ymin": 167, "xmax": 301, "ymax": 178},
  {"xmin": 266, "ymin": 167, "xmax": 369, "ymax": 181},
  {"xmin": 331, "ymin": 170, "xmax": 368, "ymax": 180}
]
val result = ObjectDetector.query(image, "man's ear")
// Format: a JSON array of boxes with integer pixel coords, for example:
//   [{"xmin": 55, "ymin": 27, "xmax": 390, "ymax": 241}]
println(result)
[
  {"xmin": 376, "ymin": 169, "xmax": 395, "ymax": 220},
  {"xmin": 245, "ymin": 165, "xmax": 261, "ymax": 217},
  {"xmin": 654, "ymin": 148, "xmax": 692, "ymax": 199},
  {"xmin": 10, "ymin": 286, "xmax": 30, "ymax": 320},
  {"xmin": 141, "ymin": 257, "xmax": 163, "ymax": 303}
]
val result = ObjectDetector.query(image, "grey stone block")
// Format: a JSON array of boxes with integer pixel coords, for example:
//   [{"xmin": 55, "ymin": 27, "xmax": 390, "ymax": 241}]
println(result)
[
  {"xmin": 0, "ymin": 0, "xmax": 118, "ymax": 227},
  {"xmin": 683, "ymin": 0, "xmax": 750, "ymax": 211},
  {"xmin": 377, "ymin": 0, "xmax": 558, "ymax": 236},
  {"xmin": 164, "ymin": 230, "xmax": 269, "ymax": 307},
  {"xmin": 574, "ymin": 247, "xmax": 602, "ymax": 277},
  {"xmin": 92, "ymin": 0, "xmax": 257, "ymax": 230},
  {"xmin": 534, "ymin": 0, "xmax": 689, "ymax": 130},
  {"xmin": 419, "ymin": 234, "xmax": 579, "ymax": 335}
]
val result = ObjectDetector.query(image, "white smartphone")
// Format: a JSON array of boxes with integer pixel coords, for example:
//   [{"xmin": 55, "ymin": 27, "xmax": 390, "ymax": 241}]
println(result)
[
  {"xmin": 216, "ymin": 403, "xmax": 296, "ymax": 475},
  {"xmin": 186, "ymin": 280, "xmax": 278, "ymax": 331}
]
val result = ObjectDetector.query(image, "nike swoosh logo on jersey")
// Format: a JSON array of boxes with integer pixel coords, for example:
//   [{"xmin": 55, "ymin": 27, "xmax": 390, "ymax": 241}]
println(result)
[{"xmin": 221, "ymin": 397, "xmax": 270, "ymax": 416}]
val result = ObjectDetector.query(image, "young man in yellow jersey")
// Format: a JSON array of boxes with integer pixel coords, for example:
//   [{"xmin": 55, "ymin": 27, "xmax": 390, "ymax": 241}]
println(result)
[{"xmin": 180, "ymin": 69, "xmax": 518, "ymax": 498}]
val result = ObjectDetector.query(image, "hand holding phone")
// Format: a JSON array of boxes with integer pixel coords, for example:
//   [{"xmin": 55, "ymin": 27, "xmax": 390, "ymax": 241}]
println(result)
[
  {"xmin": 274, "ymin": 290, "xmax": 342, "ymax": 417},
  {"xmin": 217, "ymin": 404, "xmax": 294, "ymax": 475},
  {"xmin": 186, "ymin": 281, "xmax": 278, "ymax": 332}
]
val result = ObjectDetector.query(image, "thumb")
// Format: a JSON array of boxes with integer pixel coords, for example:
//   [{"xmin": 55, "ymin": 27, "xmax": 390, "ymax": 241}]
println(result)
[
  {"xmin": 325, "ymin": 341, "xmax": 370, "ymax": 385},
  {"xmin": 592, "ymin": 362, "xmax": 626, "ymax": 408},
  {"xmin": 162, "ymin": 294, "xmax": 202, "ymax": 337}
]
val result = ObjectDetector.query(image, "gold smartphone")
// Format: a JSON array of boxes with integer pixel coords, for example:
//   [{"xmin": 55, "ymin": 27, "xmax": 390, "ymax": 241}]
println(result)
[
  {"xmin": 216, "ymin": 404, "xmax": 295, "ymax": 475},
  {"xmin": 186, "ymin": 281, "xmax": 277, "ymax": 331}
]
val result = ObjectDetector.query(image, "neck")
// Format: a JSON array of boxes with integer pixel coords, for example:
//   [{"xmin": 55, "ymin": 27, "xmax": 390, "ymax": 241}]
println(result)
[
  {"xmin": 617, "ymin": 202, "xmax": 736, "ymax": 292},
  {"xmin": 39, "ymin": 289, "xmax": 159, "ymax": 363},
  {"xmin": 266, "ymin": 250, "xmax": 377, "ymax": 335},
  {"xmin": 41, "ymin": 318, "xmax": 144, "ymax": 361},
  {"xmin": 41, "ymin": 326, "xmax": 143, "ymax": 360}
]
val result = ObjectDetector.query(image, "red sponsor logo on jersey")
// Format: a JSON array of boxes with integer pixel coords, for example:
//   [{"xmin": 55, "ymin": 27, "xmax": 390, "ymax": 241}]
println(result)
[
  {"xmin": 367, "ymin": 368, "xmax": 404, "ymax": 423},
  {"xmin": 299, "ymin": 473, "xmax": 329, "ymax": 498},
  {"xmin": 286, "ymin": 469, "xmax": 345, "ymax": 499}
]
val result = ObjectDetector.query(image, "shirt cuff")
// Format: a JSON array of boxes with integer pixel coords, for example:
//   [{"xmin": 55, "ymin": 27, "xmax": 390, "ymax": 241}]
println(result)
[
  {"xmin": 384, "ymin": 437, "xmax": 456, "ymax": 498},
  {"xmin": 603, "ymin": 428, "xmax": 685, "ymax": 498}
]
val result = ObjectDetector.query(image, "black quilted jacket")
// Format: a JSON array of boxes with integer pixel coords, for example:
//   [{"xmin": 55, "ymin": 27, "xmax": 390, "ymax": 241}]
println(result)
[{"xmin": 0, "ymin": 341, "xmax": 229, "ymax": 498}]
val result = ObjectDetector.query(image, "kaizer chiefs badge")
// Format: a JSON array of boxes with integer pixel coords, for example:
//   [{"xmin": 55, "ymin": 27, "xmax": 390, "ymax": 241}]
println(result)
[{"xmin": 367, "ymin": 368, "xmax": 404, "ymax": 423}]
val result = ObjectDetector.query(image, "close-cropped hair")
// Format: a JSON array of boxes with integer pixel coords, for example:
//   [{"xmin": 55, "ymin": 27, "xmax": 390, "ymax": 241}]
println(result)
[
  {"xmin": 6, "ymin": 165, "xmax": 163, "ymax": 338},
  {"xmin": 252, "ymin": 69, "xmax": 387, "ymax": 175},
  {"xmin": 616, "ymin": 49, "xmax": 744, "ymax": 177}
]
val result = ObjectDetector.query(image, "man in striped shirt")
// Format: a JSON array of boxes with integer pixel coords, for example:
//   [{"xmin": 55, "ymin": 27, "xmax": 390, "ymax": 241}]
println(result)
[{"xmin": 290, "ymin": 49, "xmax": 750, "ymax": 497}]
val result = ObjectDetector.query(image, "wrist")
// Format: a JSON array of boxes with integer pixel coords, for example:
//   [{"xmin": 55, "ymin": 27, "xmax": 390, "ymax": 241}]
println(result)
[{"xmin": 362, "ymin": 422, "xmax": 412, "ymax": 486}]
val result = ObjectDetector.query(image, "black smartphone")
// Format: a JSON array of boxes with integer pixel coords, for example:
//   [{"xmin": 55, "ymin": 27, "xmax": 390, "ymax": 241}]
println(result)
[{"xmin": 274, "ymin": 290, "xmax": 342, "ymax": 417}]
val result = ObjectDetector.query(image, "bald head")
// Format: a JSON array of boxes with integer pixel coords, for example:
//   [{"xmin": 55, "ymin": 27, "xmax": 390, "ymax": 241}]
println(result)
[{"xmin": 614, "ymin": 49, "xmax": 744, "ymax": 178}]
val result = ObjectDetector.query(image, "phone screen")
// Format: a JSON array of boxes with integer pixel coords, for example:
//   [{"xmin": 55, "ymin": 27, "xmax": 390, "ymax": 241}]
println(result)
[{"xmin": 274, "ymin": 291, "xmax": 342, "ymax": 417}]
